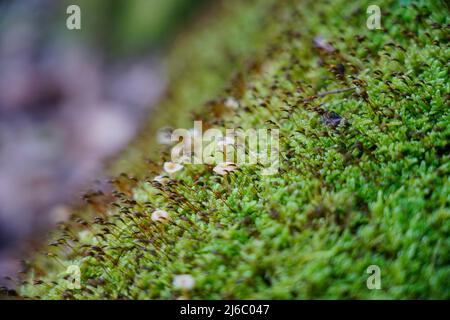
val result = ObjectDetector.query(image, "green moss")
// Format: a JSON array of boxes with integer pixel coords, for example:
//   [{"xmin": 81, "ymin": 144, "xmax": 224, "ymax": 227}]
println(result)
[{"xmin": 20, "ymin": 0, "xmax": 449, "ymax": 299}]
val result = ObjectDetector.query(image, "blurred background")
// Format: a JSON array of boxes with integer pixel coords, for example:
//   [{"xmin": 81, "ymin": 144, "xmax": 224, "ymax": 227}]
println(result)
[{"xmin": 0, "ymin": 0, "xmax": 210, "ymax": 275}]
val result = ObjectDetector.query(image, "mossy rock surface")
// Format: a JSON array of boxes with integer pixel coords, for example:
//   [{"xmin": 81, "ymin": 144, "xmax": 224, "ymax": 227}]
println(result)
[{"xmin": 20, "ymin": 0, "xmax": 449, "ymax": 299}]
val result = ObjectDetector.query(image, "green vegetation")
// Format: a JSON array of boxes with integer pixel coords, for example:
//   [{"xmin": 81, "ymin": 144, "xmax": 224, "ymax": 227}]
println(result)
[{"xmin": 20, "ymin": 0, "xmax": 449, "ymax": 299}]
